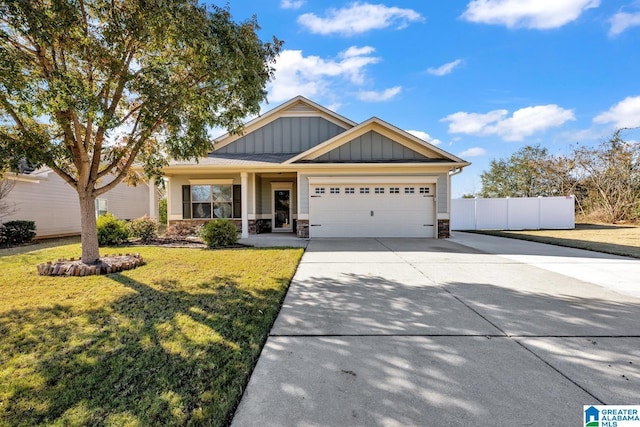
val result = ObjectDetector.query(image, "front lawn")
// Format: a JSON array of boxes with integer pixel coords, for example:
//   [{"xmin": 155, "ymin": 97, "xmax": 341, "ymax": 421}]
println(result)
[{"xmin": 0, "ymin": 242, "xmax": 303, "ymax": 426}]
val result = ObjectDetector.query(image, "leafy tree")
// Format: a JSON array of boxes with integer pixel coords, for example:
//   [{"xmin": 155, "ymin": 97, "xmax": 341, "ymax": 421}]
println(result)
[
  {"xmin": 0, "ymin": 0, "xmax": 281, "ymax": 263},
  {"xmin": 480, "ymin": 145, "xmax": 570, "ymax": 198}
]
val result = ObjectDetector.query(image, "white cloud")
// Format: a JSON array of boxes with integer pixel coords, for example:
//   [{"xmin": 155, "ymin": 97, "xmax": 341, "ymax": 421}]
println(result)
[
  {"xmin": 458, "ymin": 147, "xmax": 487, "ymax": 157},
  {"xmin": 406, "ymin": 130, "xmax": 442, "ymax": 146},
  {"xmin": 427, "ymin": 59, "xmax": 463, "ymax": 76},
  {"xmin": 281, "ymin": 0, "xmax": 305, "ymax": 9},
  {"xmin": 442, "ymin": 105, "xmax": 575, "ymax": 141},
  {"xmin": 461, "ymin": 0, "xmax": 600, "ymax": 29},
  {"xmin": 267, "ymin": 46, "xmax": 380, "ymax": 103},
  {"xmin": 442, "ymin": 110, "xmax": 509, "ymax": 135},
  {"xmin": 356, "ymin": 86, "xmax": 402, "ymax": 102},
  {"xmin": 298, "ymin": 2, "xmax": 423, "ymax": 36},
  {"xmin": 609, "ymin": 12, "xmax": 640, "ymax": 36},
  {"xmin": 593, "ymin": 95, "xmax": 640, "ymax": 128}
]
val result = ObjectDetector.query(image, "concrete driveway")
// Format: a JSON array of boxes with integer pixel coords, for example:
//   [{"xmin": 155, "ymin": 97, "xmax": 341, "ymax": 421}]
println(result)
[{"xmin": 232, "ymin": 234, "xmax": 640, "ymax": 426}]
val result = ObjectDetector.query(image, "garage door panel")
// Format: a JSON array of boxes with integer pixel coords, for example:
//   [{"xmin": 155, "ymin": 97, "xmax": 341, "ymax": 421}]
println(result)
[{"xmin": 309, "ymin": 184, "xmax": 435, "ymax": 238}]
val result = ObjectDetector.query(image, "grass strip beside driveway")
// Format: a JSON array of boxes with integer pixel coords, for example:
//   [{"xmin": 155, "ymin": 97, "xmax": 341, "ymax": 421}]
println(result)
[
  {"xmin": 0, "ymin": 243, "xmax": 303, "ymax": 426},
  {"xmin": 465, "ymin": 223, "xmax": 640, "ymax": 259}
]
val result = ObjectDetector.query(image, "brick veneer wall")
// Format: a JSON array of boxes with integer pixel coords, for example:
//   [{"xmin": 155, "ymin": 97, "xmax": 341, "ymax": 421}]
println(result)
[
  {"xmin": 168, "ymin": 219, "xmax": 242, "ymax": 231},
  {"xmin": 296, "ymin": 220, "xmax": 309, "ymax": 238},
  {"xmin": 437, "ymin": 219, "xmax": 450, "ymax": 239},
  {"xmin": 168, "ymin": 219, "xmax": 276, "ymax": 234}
]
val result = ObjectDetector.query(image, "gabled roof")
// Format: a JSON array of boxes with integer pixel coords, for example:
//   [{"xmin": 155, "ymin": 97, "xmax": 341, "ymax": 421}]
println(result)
[
  {"xmin": 212, "ymin": 96, "xmax": 357, "ymax": 152},
  {"xmin": 285, "ymin": 117, "xmax": 468, "ymax": 165}
]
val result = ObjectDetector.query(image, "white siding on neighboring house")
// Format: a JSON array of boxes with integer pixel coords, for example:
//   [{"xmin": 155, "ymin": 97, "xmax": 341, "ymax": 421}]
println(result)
[{"xmin": 3, "ymin": 169, "xmax": 156, "ymax": 238}]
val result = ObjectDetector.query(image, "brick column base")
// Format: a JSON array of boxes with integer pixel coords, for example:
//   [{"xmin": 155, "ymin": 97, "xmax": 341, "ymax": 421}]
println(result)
[
  {"xmin": 437, "ymin": 219, "xmax": 450, "ymax": 239},
  {"xmin": 296, "ymin": 220, "xmax": 309, "ymax": 238}
]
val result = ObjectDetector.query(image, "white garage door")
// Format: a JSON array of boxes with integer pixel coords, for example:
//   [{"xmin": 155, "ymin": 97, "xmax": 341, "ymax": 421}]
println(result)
[{"xmin": 309, "ymin": 183, "xmax": 435, "ymax": 238}]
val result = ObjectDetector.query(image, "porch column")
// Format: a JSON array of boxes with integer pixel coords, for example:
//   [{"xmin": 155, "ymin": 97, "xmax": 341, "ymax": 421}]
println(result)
[
  {"xmin": 241, "ymin": 172, "xmax": 249, "ymax": 238},
  {"xmin": 148, "ymin": 178, "xmax": 157, "ymax": 219}
]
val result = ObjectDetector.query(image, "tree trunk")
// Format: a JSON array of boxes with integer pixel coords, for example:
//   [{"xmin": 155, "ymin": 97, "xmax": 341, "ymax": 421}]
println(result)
[{"xmin": 78, "ymin": 191, "xmax": 100, "ymax": 264}]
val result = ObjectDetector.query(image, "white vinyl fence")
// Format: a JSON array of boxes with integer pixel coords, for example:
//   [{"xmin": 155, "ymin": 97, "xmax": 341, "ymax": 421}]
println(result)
[{"xmin": 451, "ymin": 196, "xmax": 575, "ymax": 230}]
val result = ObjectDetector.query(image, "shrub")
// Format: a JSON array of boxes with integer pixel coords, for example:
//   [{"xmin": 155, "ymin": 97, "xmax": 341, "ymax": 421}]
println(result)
[
  {"xmin": 127, "ymin": 215, "xmax": 158, "ymax": 242},
  {"xmin": 159, "ymin": 198, "xmax": 167, "ymax": 225},
  {"xmin": 164, "ymin": 222, "xmax": 196, "ymax": 238},
  {"xmin": 200, "ymin": 219, "xmax": 238, "ymax": 248},
  {"xmin": 96, "ymin": 213, "xmax": 130, "ymax": 246},
  {"xmin": 0, "ymin": 220, "xmax": 36, "ymax": 246}
]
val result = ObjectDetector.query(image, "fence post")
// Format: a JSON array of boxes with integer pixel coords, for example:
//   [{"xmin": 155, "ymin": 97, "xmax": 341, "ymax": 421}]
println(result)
[
  {"xmin": 506, "ymin": 197, "xmax": 510, "ymax": 230},
  {"xmin": 474, "ymin": 197, "xmax": 478, "ymax": 230},
  {"xmin": 538, "ymin": 196, "xmax": 542, "ymax": 230}
]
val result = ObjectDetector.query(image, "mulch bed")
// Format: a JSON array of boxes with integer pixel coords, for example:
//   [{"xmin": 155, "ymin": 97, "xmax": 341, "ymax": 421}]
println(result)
[{"xmin": 35, "ymin": 236, "xmax": 251, "ymax": 276}]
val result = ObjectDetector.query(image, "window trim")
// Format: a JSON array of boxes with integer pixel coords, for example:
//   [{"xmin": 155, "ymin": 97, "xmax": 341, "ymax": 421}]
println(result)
[{"xmin": 190, "ymin": 183, "xmax": 234, "ymax": 219}]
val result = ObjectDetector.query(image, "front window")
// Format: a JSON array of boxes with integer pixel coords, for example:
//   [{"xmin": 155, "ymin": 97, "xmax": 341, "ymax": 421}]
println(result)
[
  {"xmin": 95, "ymin": 198, "xmax": 108, "ymax": 217},
  {"xmin": 192, "ymin": 185, "xmax": 232, "ymax": 218}
]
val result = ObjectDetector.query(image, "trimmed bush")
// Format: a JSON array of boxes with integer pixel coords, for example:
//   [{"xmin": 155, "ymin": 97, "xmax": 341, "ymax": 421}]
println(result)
[
  {"xmin": 96, "ymin": 213, "xmax": 130, "ymax": 246},
  {"xmin": 0, "ymin": 220, "xmax": 36, "ymax": 246},
  {"xmin": 127, "ymin": 215, "xmax": 158, "ymax": 243},
  {"xmin": 200, "ymin": 219, "xmax": 238, "ymax": 248}
]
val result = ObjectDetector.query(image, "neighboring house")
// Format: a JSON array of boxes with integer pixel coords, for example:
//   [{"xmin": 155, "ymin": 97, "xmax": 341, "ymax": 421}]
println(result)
[
  {"xmin": 2, "ymin": 168, "xmax": 158, "ymax": 238},
  {"xmin": 162, "ymin": 96, "xmax": 469, "ymax": 239}
]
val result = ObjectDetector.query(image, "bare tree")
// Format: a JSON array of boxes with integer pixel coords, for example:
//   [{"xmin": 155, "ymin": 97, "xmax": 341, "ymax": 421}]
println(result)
[
  {"xmin": 573, "ymin": 129, "xmax": 640, "ymax": 222},
  {"xmin": 0, "ymin": 177, "xmax": 16, "ymax": 220}
]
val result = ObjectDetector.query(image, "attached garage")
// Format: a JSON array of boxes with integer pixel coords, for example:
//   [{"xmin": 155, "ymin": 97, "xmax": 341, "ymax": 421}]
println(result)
[{"xmin": 308, "ymin": 177, "xmax": 436, "ymax": 238}]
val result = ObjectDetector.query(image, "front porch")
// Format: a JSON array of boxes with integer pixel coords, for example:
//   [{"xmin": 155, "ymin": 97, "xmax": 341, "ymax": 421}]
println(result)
[{"xmin": 167, "ymin": 171, "xmax": 306, "ymax": 239}]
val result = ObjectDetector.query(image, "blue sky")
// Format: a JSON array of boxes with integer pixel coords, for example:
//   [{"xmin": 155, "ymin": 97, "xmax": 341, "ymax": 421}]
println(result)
[{"xmin": 222, "ymin": 1, "xmax": 640, "ymax": 196}]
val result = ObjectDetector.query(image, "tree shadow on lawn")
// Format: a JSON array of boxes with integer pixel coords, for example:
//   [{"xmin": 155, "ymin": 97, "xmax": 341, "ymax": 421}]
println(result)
[{"xmin": 0, "ymin": 272, "xmax": 288, "ymax": 426}]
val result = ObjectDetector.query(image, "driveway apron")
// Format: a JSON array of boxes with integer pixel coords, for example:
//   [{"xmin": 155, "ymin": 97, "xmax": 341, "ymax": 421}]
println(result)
[{"xmin": 232, "ymin": 236, "xmax": 640, "ymax": 426}]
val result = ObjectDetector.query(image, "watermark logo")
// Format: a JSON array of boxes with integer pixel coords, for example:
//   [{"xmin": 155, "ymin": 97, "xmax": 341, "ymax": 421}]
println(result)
[
  {"xmin": 585, "ymin": 406, "xmax": 600, "ymax": 427},
  {"xmin": 584, "ymin": 406, "xmax": 640, "ymax": 427}
]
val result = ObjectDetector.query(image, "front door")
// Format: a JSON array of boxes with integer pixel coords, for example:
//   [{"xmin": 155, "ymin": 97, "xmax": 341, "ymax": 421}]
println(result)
[{"xmin": 273, "ymin": 189, "xmax": 292, "ymax": 231}]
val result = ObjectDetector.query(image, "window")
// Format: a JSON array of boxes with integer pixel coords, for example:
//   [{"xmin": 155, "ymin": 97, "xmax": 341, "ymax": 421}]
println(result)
[
  {"xmin": 404, "ymin": 187, "xmax": 415, "ymax": 194},
  {"xmin": 191, "ymin": 184, "xmax": 232, "ymax": 219},
  {"xmin": 359, "ymin": 187, "xmax": 370, "ymax": 194},
  {"xmin": 95, "ymin": 199, "xmax": 108, "ymax": 217},
  {"xmin": 330, "ymin": 187, "xmax": 340, "ymax": 194},
  {"xmin": 345, "ymin": 187, "xmax": 355, "ymax": 194},
  {"xmin": 374, "ymin": 187, "xmax": 384, "ymax": 194},
  {"xmin": 419, "ymin": 187, "xmax": 430, "ymax": 194},
  {"xmin": 315, "ymin": 187, "xmax": 325, "ymax": 195},
  {"xmin": 389, "ymin": 187, "xmax": 400, "ymax": 194}
]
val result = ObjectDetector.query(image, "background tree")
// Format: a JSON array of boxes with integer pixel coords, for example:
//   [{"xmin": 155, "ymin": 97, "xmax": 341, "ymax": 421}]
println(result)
[
  {"xmin": 0, "ymin": 0, "xmax": 281, "ymax": 263},
  {"xmin": 479, "ymin": 145, "xmax": 571, "ymax": 198},
  {"xmin": 573, "ymin": 129, "xmax": 640, "ymax": 222}
]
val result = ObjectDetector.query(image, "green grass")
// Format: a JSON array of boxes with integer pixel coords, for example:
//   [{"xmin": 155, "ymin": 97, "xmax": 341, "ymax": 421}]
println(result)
[
  {"xmin": 466, "ymin": 223, "xmax": 640, "ymax": 259},
  {"xmin": 0, "ymin": 242, "xmax": 304, "ymax": 426}
]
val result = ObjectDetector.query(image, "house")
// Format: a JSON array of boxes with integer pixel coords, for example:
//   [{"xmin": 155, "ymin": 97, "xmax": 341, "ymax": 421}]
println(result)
[
  {"xmin": 162, "ymin": 96, "xmax": 469, "ymax": 239},
  {"xmin": 2, "ymin": 168, "xmax": 159, "ymax": 238}
]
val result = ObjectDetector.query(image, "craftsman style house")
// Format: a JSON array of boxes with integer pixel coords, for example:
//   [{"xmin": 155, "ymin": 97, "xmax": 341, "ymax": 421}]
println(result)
[{"xmin": 162, "ymin": 96, "xmax": 469, "ymax": 239}]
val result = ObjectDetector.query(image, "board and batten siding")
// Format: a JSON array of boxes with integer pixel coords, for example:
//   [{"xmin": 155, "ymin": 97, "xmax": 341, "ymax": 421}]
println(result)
[
  {"xmin": 437, "ymin": 173, "xmax": 448, "ymax": 214},
  {"xmin": 314, "ymin": 131, "xmax": 428, "ymax": 162},
  {"xmin": 215, "ymin": 117, "xmax": 346, "ymax": 155},
  {"xmin": 3, "ymin": 171, "xmax": 153, "ymax": 237}
]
